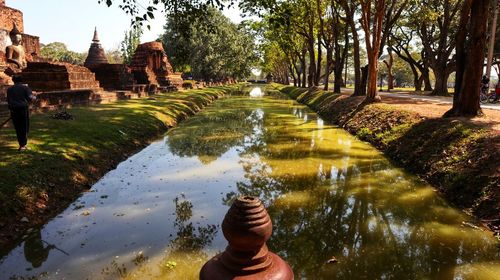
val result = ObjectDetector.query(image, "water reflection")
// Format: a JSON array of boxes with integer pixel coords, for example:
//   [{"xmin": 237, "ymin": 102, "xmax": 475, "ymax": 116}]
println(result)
[
  {"xmin": 1, "ymin": 86, "xmax": 498, "ymax": 280},
  {"xmin": 167, "ymin": 107, "xmax": 256, "ymax": 164},
  {"xmin": 23, "ymin": 231, "xmax": 55, "ymax": 268},
  {"xmin": 249, "ymin": 87, "xmax": 264, "ymax": 97}
]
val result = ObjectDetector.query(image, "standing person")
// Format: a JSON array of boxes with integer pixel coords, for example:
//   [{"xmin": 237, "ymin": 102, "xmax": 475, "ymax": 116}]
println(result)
[{"xmin": 7, "ymin": 75, "xmax": 35, "ymax": 151}]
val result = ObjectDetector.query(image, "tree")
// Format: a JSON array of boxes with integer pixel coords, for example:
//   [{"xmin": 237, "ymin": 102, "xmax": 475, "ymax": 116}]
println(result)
[
  {"xmin": 106, "ymin": 48, "xmax": 124, "ymax": 64},
  {"xmin": 120, "ymin": 26, "xmax": 142, "ymax": 65},
  {"xmin": 416, "ymin": 0, "xmax": 461, "ymax": 96},
  {"xmin": 40, "ymin": 42, "xmax": 86, "ymax": 65},
  {"xmin": 445, "ymin": 0, "xmax": 491, "ymax": 117},
  {"xmin": 390, "ymin": 24, "xmax": 433, "ymax": 91},
  {"xmin": 339, "ymin": 0, "xmax": 364, "ymax": 96},
  {"xmin": 161, "ymin": 8, "xmax": 257, "ymax": 81},
  {"xmin": 359, "ymin": 0, "xmax": 387, "ymax": 101}
]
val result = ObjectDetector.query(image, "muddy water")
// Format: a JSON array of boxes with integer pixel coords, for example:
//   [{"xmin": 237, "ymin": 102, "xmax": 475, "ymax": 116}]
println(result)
[{"xmin": 1, "ymin": 87, "xmax": 499, "ymax": 279}]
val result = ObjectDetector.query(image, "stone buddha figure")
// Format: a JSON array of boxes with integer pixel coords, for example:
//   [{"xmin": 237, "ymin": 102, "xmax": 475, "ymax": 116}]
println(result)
[{"xmin": 6, "ymin": 24, "xmax": 27, "ymax": 70}]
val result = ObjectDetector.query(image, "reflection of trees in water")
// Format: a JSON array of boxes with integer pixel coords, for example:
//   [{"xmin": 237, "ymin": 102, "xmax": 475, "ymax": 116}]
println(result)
[
  {"xmin": 101, "ymin": 195, "xmax": 218, "ymax": 280},
  {"xmin": 226, "ymin": 109, "xmax": 497, "ymax": 279},
  {"xmin": 167, "ymin": 105, "xmax": 258, "ymax": 164},
  {"xmin": 169, "ymin": 194, "xmax": 217, "ymax": 252}
]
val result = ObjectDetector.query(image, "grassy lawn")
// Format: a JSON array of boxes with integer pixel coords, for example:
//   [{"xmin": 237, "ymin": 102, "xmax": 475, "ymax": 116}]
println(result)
[{"xmin": 0, "ymin": 86, "xmax": 238, "ymax": 242}]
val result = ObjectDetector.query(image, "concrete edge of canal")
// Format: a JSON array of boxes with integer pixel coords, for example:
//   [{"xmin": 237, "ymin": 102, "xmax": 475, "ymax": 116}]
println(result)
[{"xmin": 277, "ymin": 85, "xmax": 499, "ymax": 237}]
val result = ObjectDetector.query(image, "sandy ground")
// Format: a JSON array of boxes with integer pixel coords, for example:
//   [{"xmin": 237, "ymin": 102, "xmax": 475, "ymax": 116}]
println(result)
[{"xmin": 380, "ymin": 96, "xmax": 500, "ymax": 132}]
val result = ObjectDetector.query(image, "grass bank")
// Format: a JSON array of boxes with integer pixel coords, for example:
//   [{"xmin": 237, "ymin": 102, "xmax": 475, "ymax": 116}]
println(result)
[
  {"xmin": 277, "ymin": 85, "xmax": 499, "ymax": 234},
  {"xmin": 0, "ymin": 85, "xmax": 241, "ymax": 249}
]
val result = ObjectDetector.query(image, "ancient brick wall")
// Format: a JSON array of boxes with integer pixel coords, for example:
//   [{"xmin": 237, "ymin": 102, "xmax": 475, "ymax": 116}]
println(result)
[
  {"xmin": 22, "ymin": 33, "xmax": 40, "ymax": 60},
  {"xmin": 92, "ymin": 64, "xmax": 135, "ymax": 90},
  {"xmin": 0, "ymin": 28, "xmax": 7, "ymax": 64},
  {"xmin": 22, "ymin": 62, "xmax": 101, "ymax": 92},
  {"xmin": 0, "ymin": 5, "xmax": 23, "ymax": 33}
]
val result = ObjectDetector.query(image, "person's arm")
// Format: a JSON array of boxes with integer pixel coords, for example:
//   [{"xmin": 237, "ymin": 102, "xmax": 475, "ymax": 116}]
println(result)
[{"xmin": 24, "ymin": 86, "xmax": 35, "ymax": 102}]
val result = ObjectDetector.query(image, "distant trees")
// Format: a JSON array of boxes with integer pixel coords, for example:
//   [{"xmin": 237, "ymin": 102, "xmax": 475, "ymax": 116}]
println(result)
[
  {"xmin": 40, "ymin": 42, "xmax": 86, "ymax": 65},
  {"xmin": 120, "ymin": 26, "xmax": 142, "ymax": 65},
  {"xmin": 161, "ymin": 8, "xmax": 257, "ymax": 82}
]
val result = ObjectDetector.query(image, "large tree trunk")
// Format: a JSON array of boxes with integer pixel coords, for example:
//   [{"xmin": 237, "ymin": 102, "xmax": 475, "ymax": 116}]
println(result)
[
  {"xmin": 316, "ymin": 36, "xmax": 322, "ymax": 86},
  {"xmin": 308, "ymin": 42, "xmax": 316, "ymax": 88},
  {"xmin": 416, "ymin": 75, "xmax": 424, "ymax": 92},
  {"xmin": 350, "ymin": 25, "xmax": 363, "ymax": 96},
  {"xmin": 366, "ymin": 56, "xmax": 380, "ymax": 101},
  {"xmin": 422, "ymin": 69, "xmax": 433, "ymax": 91},
  {"xmin": 445, "ymin": 0, "xmax": 489, "ymax": 117},
  {"xmin": 432, "ymin": 69, "xmax": 451, "ymax": 96},
  {"xmin": 324, "ymin": 47, "xmax": 332, "ymax": 91},
  {"xmin": 360, "ymin": 65, "xmax": 369, "ymax": 96}
]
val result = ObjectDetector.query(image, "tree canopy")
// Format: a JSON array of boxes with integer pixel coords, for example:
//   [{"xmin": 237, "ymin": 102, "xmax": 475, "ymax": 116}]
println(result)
[
  {"xmin": 161, "ymin": 8, "xmax": 258, "ymax": 82},
  {"xmin": 40, "ymin": 42, "xmax": 87, "ymax": 65}
]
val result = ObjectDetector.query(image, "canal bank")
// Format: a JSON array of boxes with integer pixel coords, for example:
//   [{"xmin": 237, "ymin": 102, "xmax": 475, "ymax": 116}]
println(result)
[
  {"xmin": 277, "ymin": 85, "xmax": 499, "ymax": 235},
  {"xmin": 0, "ymin": 85, "xmax": 240, "ymax": 250}
]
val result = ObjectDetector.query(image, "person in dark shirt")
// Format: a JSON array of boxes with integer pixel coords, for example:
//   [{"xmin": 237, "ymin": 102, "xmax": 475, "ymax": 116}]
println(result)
[{"xmin": 7, "ymin": 75, "xmax": 35, "ymax": 151}]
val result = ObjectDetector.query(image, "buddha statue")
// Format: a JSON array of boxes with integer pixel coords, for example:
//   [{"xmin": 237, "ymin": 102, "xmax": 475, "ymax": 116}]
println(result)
[{"xmin": 5, "ymin": 24, "xmax": 27, "ymax": 70}]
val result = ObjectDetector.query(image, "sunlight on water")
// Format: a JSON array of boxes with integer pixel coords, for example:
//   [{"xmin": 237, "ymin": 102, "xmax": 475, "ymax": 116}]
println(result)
[
  {"xmin": 1, "ymin": 86, "xmax": 498, "ymax": 280},
  {"xmin": 249, "ymin": 87, "xmax": 264, "ymax": 97}
]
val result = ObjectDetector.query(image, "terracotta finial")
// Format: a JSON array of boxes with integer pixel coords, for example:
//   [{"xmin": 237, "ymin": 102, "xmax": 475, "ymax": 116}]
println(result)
[{"xmin": 200, "ymin": 196, "xmax": 294, "ymax": 280}]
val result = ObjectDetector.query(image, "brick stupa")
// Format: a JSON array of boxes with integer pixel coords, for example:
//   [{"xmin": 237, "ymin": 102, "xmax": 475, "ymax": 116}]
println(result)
[{"xmin": 84, "ymin": 28, "xmax": 108, "ymax": 69}]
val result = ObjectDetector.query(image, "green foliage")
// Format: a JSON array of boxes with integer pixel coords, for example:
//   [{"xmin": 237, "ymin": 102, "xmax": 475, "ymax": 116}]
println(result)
[
  {"xmin": 106, "ymin": 48, "xmax": 124, "ymax": 64},
  {"xmin": 161, "ymin": 8, "xmax": 258, "ymax": 81},
  {"xmin": 40, "ymin": 42, "xmax": 86, "ymax": 65},
  {"xmin": 120, "ymin": 26, "xmax": 142, "ymax": 65}
]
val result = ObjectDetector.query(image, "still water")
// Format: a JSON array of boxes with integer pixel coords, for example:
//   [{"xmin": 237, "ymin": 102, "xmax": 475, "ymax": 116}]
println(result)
[{"xmin": 1, "ymin": 87, "xmax": 499, "ymax": 279}]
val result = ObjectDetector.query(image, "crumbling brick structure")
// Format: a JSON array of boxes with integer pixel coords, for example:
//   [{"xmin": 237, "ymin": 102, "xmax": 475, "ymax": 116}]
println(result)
[
  {"xmin": 0, "ymin": 0, "xmax": 40, "ymax": 98},
  {"xmin": 130, "ymin": 41, "xmax": 183, "ymax": 90},
  {"xmin": 22, "ymin": 62, "xmax": 101, "ymax": 92},
  {"xmin": 91, "ymin": 64, "xmax": 135, "ymax": 91}
]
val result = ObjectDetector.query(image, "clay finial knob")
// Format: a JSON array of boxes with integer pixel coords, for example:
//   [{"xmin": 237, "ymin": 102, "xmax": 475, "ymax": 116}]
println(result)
[{"xmin": 200, "ymin": 196, "xmax": 294, "ymax": 280}]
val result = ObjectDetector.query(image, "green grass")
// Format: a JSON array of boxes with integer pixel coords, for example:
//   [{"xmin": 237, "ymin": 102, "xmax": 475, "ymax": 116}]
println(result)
[{"xmin": 0, "ymin": 86, "xmax": 237, "ymax": 229}]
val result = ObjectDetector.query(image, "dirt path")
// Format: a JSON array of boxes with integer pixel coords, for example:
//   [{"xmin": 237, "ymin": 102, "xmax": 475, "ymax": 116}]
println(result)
[{"xmin": 380, "ymin": 96, "xmax": 500, "ymax": 132}]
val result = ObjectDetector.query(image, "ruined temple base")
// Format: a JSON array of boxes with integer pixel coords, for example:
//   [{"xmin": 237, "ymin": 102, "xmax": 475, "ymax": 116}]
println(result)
[
  {"xmin": 90, "ymin": 64, "xmax": 135, "ymax": 91},
  {"xmin": 22, "ymin": 62, "xmax": 101, "ymax": 92}
]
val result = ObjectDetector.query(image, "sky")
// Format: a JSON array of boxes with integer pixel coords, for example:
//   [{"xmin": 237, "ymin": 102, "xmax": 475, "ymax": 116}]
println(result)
[{"xmin": 8, "ymin": 0, "xmax": 246, "ymax": 53}]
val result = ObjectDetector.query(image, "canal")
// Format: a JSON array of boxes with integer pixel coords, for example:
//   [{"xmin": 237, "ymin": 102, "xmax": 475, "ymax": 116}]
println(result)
[{"xmin": 1, "ymin": 86, "xmax": 499, "ymax": 279}]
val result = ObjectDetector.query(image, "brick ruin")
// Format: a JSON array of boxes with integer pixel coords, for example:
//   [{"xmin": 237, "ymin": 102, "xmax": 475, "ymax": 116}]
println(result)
[
  {"xmin": 130, "ymin": 42, "xmax": 183, "ymax": 90},
  {"xmin": 83, "ymin": 29, "xmax": 135, "ymax": 91},
  {"xmin": 0, "ymin": 0, "xmax": 186, "ymax": 114},
  {"xmin": 0, "ymin": 0, "xmax": 40, "ymax": 96},
  {"xmin": 22, "ymin": 62, "xmax": 100, "ymax": 92}
]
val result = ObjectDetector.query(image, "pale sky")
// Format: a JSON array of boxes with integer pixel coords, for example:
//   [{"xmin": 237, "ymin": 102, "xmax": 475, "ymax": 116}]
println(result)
[{"xmin": 7, "ymin": 0, "xmax": 245, "ymax": 53}]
